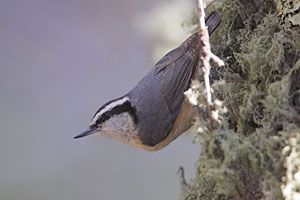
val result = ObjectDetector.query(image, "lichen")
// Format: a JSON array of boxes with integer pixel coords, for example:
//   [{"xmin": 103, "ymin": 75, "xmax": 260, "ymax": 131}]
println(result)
[
  {"xmin": 281, "ymin": 130, "xmax": 300, "ymax": 200},
  {"xmin": 276, "ymin": 0, "xmax": 300, "ymax": 25},
  {"xmin": 179, "ymin": 0, "xmax": 300, "ymax": 199}
]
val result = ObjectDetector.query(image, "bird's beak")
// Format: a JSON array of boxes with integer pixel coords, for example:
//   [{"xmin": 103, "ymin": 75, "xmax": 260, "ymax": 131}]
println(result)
[{"xmin": 74, "ymin": 128, "xmax": 96, "ymax": 139}]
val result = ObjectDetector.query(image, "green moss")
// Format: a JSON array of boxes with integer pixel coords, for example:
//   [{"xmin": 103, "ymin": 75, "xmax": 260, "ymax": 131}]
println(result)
[{"xmin": 180, "ymin": 0, "xmax": 300, "ymax": 199}]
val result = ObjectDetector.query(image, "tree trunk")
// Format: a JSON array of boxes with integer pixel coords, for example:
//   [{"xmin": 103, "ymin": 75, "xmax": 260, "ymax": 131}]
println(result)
[{"xmin": 179, "ymin": 0, "xmax": 300, "ymax": 199}]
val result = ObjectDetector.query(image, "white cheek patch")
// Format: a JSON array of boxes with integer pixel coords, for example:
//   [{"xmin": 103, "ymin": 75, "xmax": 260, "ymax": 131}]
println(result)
[{"xmin": 90, "ymin": 96, "xmax": 130, "ymax": 125}]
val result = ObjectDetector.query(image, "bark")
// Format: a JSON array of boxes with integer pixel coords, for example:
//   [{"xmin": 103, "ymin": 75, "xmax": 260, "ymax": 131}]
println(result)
[{"xmin": 180, "ymin": 0, "xmax": 300, "ymax": 199}]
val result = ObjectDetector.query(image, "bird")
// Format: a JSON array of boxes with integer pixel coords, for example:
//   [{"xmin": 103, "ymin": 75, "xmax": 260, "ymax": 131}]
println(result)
[{"xmin": 74, "ymin": 11, "xmax": 221, "ymax": 151}]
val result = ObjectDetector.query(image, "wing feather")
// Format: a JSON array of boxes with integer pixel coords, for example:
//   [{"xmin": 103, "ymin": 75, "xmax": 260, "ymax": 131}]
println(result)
[{"xmin": 129, "ymin": 12, "xmax": 221, "ymax": 147}]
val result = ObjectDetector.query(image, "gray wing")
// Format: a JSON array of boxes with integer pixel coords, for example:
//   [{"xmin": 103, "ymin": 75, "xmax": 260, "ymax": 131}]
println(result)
[
  {"xmin": 129, "ymin": 34, "xmax": 199, "ymax": 147},
  {"xmin": 129, "ymin": 12, "xmax": 221, "ymax": 147},
  {"xmin": 155, "ymin": 34, "xmax": 199, "ymax": 115}
]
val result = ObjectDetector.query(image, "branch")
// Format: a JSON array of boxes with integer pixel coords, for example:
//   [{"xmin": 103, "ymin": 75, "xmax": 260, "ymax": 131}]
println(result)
[{"xmin": 196, "ymin": 0, "xmax": 224, "ymax": 130}]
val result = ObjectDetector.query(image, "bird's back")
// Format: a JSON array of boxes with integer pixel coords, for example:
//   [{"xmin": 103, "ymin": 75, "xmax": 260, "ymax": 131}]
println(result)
[
  {"xmin": 129, "ymin": 11, "xmax": 221, "ymax": 148},
  {"xmin": 129, "ymin": 33, "xmax": 199, "ymax": 147}
]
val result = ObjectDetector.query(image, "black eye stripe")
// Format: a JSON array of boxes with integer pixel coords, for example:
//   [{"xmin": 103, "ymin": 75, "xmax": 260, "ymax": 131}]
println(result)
[
  {"xmin": 100, "ymin": 113, "xmax": 110, "ymax": 122},
  {"xmin": 95, "ymin": 101, "xmax": 138, "ymax": 125}
]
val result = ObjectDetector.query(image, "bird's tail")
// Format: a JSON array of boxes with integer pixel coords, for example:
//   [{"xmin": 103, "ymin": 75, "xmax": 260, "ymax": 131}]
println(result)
[{"xmin": 206, "ymin": 11, "xmax": 221, "ymax": 35}]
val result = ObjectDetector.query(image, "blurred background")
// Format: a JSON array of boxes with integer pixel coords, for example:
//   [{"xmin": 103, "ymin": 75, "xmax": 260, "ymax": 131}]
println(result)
[{"xmin": 0, "ymin": 0, "xmax": 199, "ymax": 199}]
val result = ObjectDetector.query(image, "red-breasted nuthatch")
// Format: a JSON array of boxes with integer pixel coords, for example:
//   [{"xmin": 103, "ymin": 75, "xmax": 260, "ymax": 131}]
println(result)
[{"xmin": 74, "ymin": 12, "xmax": 221, "ymax": 151}]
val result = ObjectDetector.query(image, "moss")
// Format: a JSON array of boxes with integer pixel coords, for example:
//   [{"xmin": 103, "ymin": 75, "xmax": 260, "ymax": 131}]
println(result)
[
  {"xmin": 180, "ymin": 0, "xmax": 300, "ymax": 199},
  {"xmin": 281, "ymin": 130, "xmax": 300, "ymax": 199}
]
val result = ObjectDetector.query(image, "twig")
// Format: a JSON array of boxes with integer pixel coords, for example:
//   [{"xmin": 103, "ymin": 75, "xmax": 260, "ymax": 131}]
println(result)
[
  {"xmin": 177, "ymin": 166, "xmax": 191, "ymax": 190},
  {"xmin": 196, "ymin": 0, "xmax": 224, "ymax": 130}
]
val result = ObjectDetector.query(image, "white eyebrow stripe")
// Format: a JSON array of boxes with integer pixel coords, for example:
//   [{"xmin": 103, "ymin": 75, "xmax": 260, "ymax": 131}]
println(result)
[{"xmin": 91, "ymin": 96, "xmax": 130, "ymax": 125}]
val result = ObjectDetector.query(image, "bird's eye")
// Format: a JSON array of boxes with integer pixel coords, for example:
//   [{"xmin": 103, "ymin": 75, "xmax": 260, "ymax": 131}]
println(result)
[
  {"xmin": 101, "ymin": 113, "xmax": 110, "ymax": 121},
  {"xmin": 94, "ymin": 113, "xmax": 110, "ymax": 125}
]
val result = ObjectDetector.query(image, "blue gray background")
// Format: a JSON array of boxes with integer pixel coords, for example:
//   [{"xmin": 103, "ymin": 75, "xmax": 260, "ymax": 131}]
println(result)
[{"xmin": 0, "ymin": 0, "xmax": 199, "ymax": 199}]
